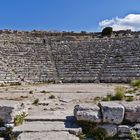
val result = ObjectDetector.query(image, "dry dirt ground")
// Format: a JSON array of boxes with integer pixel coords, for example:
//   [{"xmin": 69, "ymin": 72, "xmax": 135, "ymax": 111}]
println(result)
[
  {"xmin": 0, "ymin": 83, "xmax": 129, "ymax": 102},
  {"xmin": 0, "ymin": 83, "xmax": 129, "ymax": 140}
]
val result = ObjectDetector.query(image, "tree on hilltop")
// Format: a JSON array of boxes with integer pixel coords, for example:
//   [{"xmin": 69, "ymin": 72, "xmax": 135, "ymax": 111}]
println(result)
[{"xmin": 102, "ymin": 27, "xmax": 113, "ymax": 37}]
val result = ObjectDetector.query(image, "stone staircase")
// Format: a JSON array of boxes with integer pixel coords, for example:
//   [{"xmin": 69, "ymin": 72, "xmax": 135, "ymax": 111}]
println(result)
[
  {"xmin": 13, "ymin": 106, "xmax": 81, "ymax": 140},
  {"xmin": 0, "ymin": 52, "xmax": 18, "ymax": 82},
  {"xmin": 0, "ymin": 32, "xmax": 140, "ymax": 83},
  {"xmin": 100, "ymin": 38, "xmax": 140, "ymax": 83},
  {"xmin": 0, "ymin": 41, "xmax": 57, "ymax": 83},
  {"xmin": 51, "ymin": 40, "xmax": 110, "ymax": 83}
]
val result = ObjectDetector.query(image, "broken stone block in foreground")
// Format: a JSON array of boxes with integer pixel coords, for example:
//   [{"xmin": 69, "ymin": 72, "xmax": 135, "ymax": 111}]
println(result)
[
  {"xmin": 121, "ymin": 101, "xmax": 140, "ymax": 123},
  {"xmin": 74, "ymin": 104, "xmax": 101, "ymax": 123},
  {"xmin": 118, "ymin": 125, "xmax": 131, "ymax": 138},
  {"xmin": 99, "ymin": 102, "xmax": 125, "ymax": 124},
  {"xmin": 99, "ymin": 124, "xmax": 117, "ymax": 137},
  {"xmin": 0, "ymin": 100, "xmax": 28, "ymax": 123}
]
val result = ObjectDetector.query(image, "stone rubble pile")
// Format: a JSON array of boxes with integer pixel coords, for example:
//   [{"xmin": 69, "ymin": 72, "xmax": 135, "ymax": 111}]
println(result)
[{"xmin": 74, "ymin": 101, "xmax": 140, "ymax": 139}]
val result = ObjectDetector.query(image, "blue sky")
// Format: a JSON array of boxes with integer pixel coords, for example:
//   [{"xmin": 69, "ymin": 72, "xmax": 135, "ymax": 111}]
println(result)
[{"xmin": 0, "ymin": 0, "xmax": 140, "ymax": 32}]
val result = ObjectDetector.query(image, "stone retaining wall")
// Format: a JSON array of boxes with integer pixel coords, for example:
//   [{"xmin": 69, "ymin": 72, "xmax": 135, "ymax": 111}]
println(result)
[{"xmin": 74, "ymin": 101, "xmax": 140, "ymax": 139}]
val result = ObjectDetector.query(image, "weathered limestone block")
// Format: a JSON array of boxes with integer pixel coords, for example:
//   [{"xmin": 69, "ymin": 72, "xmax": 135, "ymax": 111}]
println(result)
[
  {"xmin": 17, "ymin": 132, "xmax": 79, "ymax": 140},
  {"xmin": 125, "ymin": 93, "xmax": 135, "ymax": 98},
  {"xmin": 5, "ymin": 123, "xmax": 14, "ymax": 128},
  {"xmin": 99, "ymin": 124, "xmax": 117, "ymax": 137},
  {"xmin": 132, "ymin": 124, "xmax": 140, "ymax": 137},
  {"xmin": 99, "ymin": 102, "xmax": 125, "ymax": 124},
  {"xmin": 0, "ymin": 100, "xmax": 28, "ymax": 123},
  {"xmin": 121, "ymin": 102, "xmax": 140, "ymax": 123},
  {"xmin": 74, "ymin": 104, "xmax": 101, "ymax": 123},
  {"xmin": 118, "ymin": 125, "xmax": 131, "ymax": 138}
]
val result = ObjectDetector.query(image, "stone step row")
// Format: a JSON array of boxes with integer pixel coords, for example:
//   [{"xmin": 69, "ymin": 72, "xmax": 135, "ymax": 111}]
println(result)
[{"xmin": 17, "ymin": 132, "xmax": 79, "ymax": 140}]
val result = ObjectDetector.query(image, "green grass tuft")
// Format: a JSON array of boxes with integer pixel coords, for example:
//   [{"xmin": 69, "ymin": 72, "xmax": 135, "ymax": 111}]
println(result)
[{"xmin": 131, "ymin": 79, "xmax": 140, "ymax": 88}]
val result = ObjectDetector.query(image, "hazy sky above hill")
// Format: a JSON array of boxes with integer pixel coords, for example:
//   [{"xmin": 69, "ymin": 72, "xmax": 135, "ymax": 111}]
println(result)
[{"xmin": 0, "ymin": 0, "xmax": 140, "ymax": 32}]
